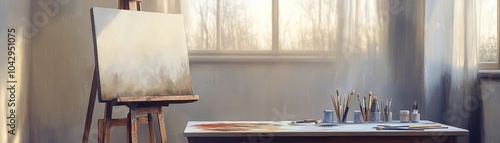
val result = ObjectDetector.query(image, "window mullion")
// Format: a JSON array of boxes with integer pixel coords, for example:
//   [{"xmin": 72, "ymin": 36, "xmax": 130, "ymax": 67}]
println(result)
[
  {"xmin": 216, "ymin": 0, "xmax": 221, "ymax": 50},
  {"xmin": 272, "ymin": 0, "xmax": 279, "ymax": 54}
]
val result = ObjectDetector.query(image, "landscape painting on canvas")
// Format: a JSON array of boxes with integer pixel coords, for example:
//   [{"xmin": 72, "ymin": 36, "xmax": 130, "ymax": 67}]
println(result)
[{"xmin": 91, "ymin": 7, "xmax": 193, "ymax": 102}]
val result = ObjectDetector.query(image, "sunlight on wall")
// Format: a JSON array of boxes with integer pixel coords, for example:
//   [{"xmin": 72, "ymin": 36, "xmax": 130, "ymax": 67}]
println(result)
[
  {"xmin": 0, "ymin": 4, "xmax": 7, "ymax": 142},
  {"xmin": 0, "ymin": 0, "xmax": 31, "ymax": 142}
]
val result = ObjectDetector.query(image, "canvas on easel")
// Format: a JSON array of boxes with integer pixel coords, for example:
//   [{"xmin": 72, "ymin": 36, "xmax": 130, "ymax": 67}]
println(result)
[
  {"xmin": 92, "ymin": 7, "xmax": 194, "ymax": 101},
  {"xmin": 83, "ymin": 7, "xmax": 198, "ymax": 143}
]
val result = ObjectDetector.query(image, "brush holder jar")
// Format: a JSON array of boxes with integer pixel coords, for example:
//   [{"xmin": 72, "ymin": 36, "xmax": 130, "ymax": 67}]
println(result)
[
  {"xmin": 353, "ymin": 110, "xmax": 363, "ymax": 123},
  {"xmin": 411, "ymin": 113, "xmax": 420, "ymax": 123},
  {"xmin": 370, "ymin": 112, "xmax": 380, "ymax": 122}
]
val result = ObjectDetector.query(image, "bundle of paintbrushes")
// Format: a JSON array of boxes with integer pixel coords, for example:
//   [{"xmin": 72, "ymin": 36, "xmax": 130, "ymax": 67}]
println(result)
[
  {"xmin": 356, "ymin": 92, "xmax": 392, "ymax": 122},
  {"xmin": 330, "ymin": 89, "xmax": 354, "ymax": 122},
  {"xmin": 380, "ymin": 98, "xmax": 392, "ymax": 122},
  {"xmin": 358, "ymin": 92, "xmax": 372, "ymax": 122}
]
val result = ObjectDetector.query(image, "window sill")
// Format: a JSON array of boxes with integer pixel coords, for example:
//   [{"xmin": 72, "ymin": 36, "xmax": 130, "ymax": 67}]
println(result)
[
  {"xmin": 479, "ymin": 70, "xmax": 500, "ymax": 78},
  {"xmin": 188, "ymin": 55, "xmax": 335, "ymax": 63}
]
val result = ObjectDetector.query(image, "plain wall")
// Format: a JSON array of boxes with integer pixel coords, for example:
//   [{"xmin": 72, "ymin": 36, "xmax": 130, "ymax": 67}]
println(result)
[{"xmin": 480, "ymin": 79, "xmax": 500, "ymax": 143}]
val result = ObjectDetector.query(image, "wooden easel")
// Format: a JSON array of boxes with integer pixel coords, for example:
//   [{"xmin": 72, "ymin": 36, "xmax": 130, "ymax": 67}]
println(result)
[
  {"xmin": 82, "ymin": 1, "xmax": 199, "ymax": 143},
  {"xmin": 118, "ymin": 0, "xmax": 142, "ymax": 11}
]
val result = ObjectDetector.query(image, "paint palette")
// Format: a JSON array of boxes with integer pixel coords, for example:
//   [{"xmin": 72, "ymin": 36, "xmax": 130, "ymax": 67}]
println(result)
[{"xmin": 192, "ymin": 122, "xmax": 282, "ymax": 132}]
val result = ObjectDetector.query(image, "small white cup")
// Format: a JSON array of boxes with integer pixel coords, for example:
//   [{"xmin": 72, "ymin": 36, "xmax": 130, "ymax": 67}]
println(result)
[
  {"xmin": 411, "ymin": 113, "xmax": 420, "ymax": 123},
  {"xmin": 400, "ymin": 110, "xmax": 410, "ymax": 123}
]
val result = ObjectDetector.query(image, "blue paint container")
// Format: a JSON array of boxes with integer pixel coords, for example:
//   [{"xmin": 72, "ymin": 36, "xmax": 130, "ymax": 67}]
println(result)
[
  {"xmin": 354, "ymin": 110, "xmax": 363, "ymax": 123},
  {"xmin": 324, "ymin": 110, "xmax": 334, "ymax": 123}
]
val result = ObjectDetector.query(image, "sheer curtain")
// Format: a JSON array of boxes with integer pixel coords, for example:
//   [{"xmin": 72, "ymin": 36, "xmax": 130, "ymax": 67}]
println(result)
[
  {"xmin": 449, "ymin": 1, "xmax": 482, "ymax": 142},
  {"xmin": 447, "ymin": 0, "xmax": 481, "ymax": 129},
  {"xmin": 451, "ymin": 0, "xmax": 483, "ymax": 142},
  {"xmin": 333, "ymin": 1, "xmax": 482, "ymax": 141},
  {"xmin": 332, "ymin": 0, "xmax": 390, "ymax": 88},
  {"xmin": 427, "ymin": 0, "xmax": 482, "ymax": 142}
]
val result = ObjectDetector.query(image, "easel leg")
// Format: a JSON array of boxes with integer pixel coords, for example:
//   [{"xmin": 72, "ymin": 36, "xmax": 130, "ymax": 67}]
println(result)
[
  {"xmin": 98, "ymin": 119, "xmax": 103, "ymax": 143},
  {"xmin": 129, "ymin": 107, "xmax": 138, "ymax": 143},
  {"xmin": 103, "ymin": 103, "xmax": 113, "ymax": 143},
  {"xmin": 126, "ymin": 112, "xmax": 131, "ymax": 143},
  {"xmin": 147, "ymin": 113, "xmax": 156, "ymax": 143},
  {"xmin": 82, "ymin": 69, "xmax": 98, "ymax": 143},
  {"xmin": 157, "ymin": 107, "xmax": 168, "ymax": 143}
]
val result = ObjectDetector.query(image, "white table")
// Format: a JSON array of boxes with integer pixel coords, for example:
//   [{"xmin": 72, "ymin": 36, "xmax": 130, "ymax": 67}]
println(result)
[{"xmin": 184, "ymin": 120, "xmax": 468, "ymax": 143}]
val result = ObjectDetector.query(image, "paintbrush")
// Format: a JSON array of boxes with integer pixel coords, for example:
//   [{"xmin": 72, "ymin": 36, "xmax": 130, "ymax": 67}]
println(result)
[
  {"xmin": 388, "ymin": 98, "xmax": 392, "ymax": 117},
  {"xmin": 386, "ymin": 99, "xmax": 390, "ymax": 121},
  {"xmin": 363, "ymin": 94, "xmax": 367, "ymax": 121},
  {"xmin": 292, "ymin": 119, "xmax": 321, "ymax": 124},
  {"xmin": 350, "ymin": 92, "xmax": 354, "ymax": 109},
  {"xmin": 337, "ymin": 90, "xmax": 341, "ymax": 121},
  {"xmin": 362, "ymin": 94, "xmax": 365, "ymax": 121},
  {"xmin": 382, "ymin": 99, "xmax": 389, "ymax": 121},
  {"xmin": 380, "ymin": 100, "xmax": 384, "ymax": 121},
  {"xmin": 368, "ymin": 92, "xmax": 373, "ymax": 108},
  {"xmin": 340, "ymin": 100, "xmax": 344, "ymax": 122},
  {"xmin": 331, "ymin": 91, "xmax": 338, "ymax": 120},
  {"xmin": 341, "ymin": 94, "xmax": 346, "ymax": 122},
  {"xmin": 342, "ymin": 91, "xmax": 354, "ymax": 122},
  {"xmin": 371, "ymin": 96, "xmax": 378, "ymax": 112},
  {"xmin": 413, "ymin": 101, "xmax": 419, "ymax": 114},
  {"xmin": 333, "ymin": 89, "xmax": 340, "ymax": 121},
  {"xmin": 367, "ymin": 92, "xmax": 373, "ymax": 121},
  {"xmin": 339, "ymin": 97, "xmax": 342, "ymax": 122},
  {"xmin": 331, "ymin": 93, "xmax": 338, "ymax": 121},
  {"xmin": 380, "ymin": 101, "xmax": 384, "ymax": 121},
  {"xmin": 344, "ymin": 94, "xmax": 348, "ymax": 119},
  {"xmin": 382, "ymin": 100, "xmax": 386, "ymax": 121},
  {"xmin": 357, "ymin": 93, "xmax": 364, "ymax": 121}
]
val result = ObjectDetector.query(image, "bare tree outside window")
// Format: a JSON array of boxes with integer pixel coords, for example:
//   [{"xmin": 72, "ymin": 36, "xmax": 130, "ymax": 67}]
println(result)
[
  {"xmin": 279, "ymin": 0, "xmax": 337, "ymax": 51},
  {"xmin": 479, "ymin": 0, "xmax": 498, "ymax": 63},
  {"xmin": 184, "ymin": 0, "xmax": 498, "ymax": 62},
  {"xmin": 184, "ymin": 0, "xmax": 271, "ymax": 51},
  {"xmin": 480, "ymin": 34, "xmax": 498, "ymax": 62},
  {"xmin": 184, "ymin": 0, "xmax": 217, "ymax": 50},
  {"xmin": 220, "ymin": 0, "xmax": 272, "ymax": 50},
  {"xmin": 182, "ymin": 0, "xmax": 381, "ymax": 54}
]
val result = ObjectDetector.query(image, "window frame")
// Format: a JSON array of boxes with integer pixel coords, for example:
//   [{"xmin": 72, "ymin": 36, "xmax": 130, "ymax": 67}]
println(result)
[
  {"xmin": 479, "ymin": 0, "xmax": 500, "ymax": 70},
  {"xmin": 186, "ymin": 0, "xmax": 335, "ymax": 62},
  {"xmin": 479, "ymin": 0, "xmax": 500, "ymax": 78}
]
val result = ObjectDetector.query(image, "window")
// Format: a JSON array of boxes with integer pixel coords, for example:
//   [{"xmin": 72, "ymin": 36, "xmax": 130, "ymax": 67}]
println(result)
[
  {"xmin": 182, "ymin": 0, "xmax": 337, "ymax": 58},
  {"xmin": 478, "ymin": 0, "xmax": 499, "ymax": 69},
  {"xmin": 183, "ymin": 0, "xmax": 271, "ymax": 51},
  {"xmin": 279, "ymin": 0, "xmax": 336, "ymax": 51}
]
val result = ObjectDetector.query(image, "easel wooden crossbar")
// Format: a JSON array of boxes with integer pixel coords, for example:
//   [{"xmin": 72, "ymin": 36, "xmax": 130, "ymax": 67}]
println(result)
[{"xmin": 82, "ymin": 1, "xmax": 199, "ymax": 143}]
